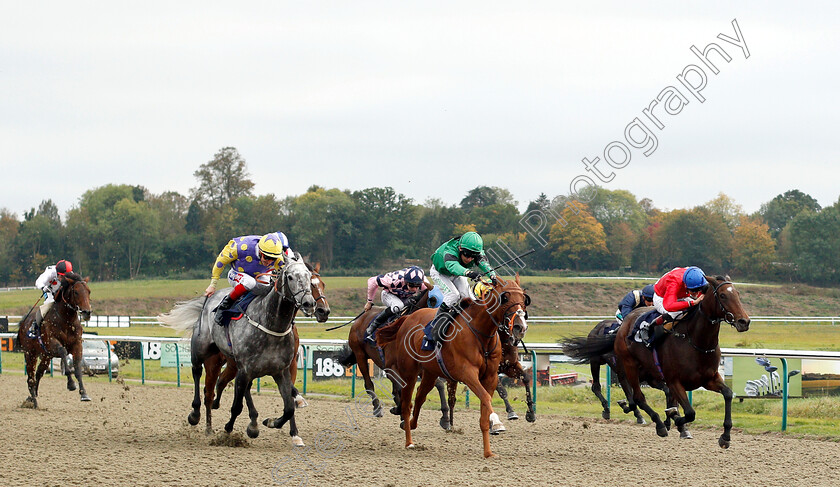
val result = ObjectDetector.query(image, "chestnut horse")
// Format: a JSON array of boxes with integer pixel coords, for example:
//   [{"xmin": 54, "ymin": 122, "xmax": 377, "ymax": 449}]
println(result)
[
  {"xmin": 377, "ymin": 276, "xmax": 529, "ymax": 458},
  {"xmin": 193, "ymin": 263, "xmax": 330, "ymax": 434},
  {"xmin": 336, "ymin": 288, "xmax": 453, "ymax": 430},
  {"xmin": 17, "ymin": 272, "xmax": 92, "ymax": 408},
  {"xmin": 444, "ymin": 300, "xmax": 536, "ymax": 427},
  {"xmin": 562, "ymin": 275, "xmax": 750, "ymax": 448}
]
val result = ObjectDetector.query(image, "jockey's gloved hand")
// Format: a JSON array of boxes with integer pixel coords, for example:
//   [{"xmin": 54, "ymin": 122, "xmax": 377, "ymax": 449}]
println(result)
[
  {"xmin": 404, "ymin": 295, "xmax": 418, "ymax": 308},
  {"xmin": 465, "ymin": 271, "xmax": 481, "ymax": 281},
  {"xmin": 489, "ymin": 276, "xmax": 499, "ymax": 286}
]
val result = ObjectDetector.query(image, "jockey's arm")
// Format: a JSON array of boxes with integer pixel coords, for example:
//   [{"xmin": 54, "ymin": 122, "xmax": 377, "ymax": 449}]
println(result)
[
  {"xmin": 662, "ymin": 285, "xmax": 691, "ymax": 312},
  {"xmin": 205, "ymin": 239, "xmax": 239, "ymax": 296},
  {"xmin": 365, "ymin": 276, "xmax": 380, "ymax": 311},
  {"xmin": 35, "ymin": 267, "xmax": 55, "ymax": 292}
]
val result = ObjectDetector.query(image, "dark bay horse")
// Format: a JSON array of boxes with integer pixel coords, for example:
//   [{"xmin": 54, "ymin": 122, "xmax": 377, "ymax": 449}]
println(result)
[
  {"xmin": 336, "ymin": 288, "xmax": 453, "ymax": 430},
  {"xmin": 212, "ymin": 262, "xmax": 330, "ymax": 428},
  {"xmin": 161, "ymin": 255, "xmax": 316, "ymax": 447},
  {"xmin": 377, "ymin": 276, "xmax": 529, "ymax": 458},
  {"xmin": 17, "ymin": 272, "xmax": 92, "ymax": 408},
  {"xmin": 562, "ymin": 276, "xmax": 750, "ymax": 448}
]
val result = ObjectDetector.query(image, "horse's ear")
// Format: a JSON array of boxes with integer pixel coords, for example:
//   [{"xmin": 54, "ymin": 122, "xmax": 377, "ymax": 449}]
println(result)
[
  {"xmin": 515, "ymin": 273, "xmax": 520, "ymax": 285},
  {"xmin": 524, "ymin": 293, "xmax": 531, "ymax": 307},
  {"xmin": 725, "ymin": 274, "xmax": 731, "ymax": 281},
  {"xmin": 314, "ymin": 262, "xmax": 321, "ymax": 273},
  {"xmin": 84, "ymin": 277, "xmax": 90, "ymax": 283}
]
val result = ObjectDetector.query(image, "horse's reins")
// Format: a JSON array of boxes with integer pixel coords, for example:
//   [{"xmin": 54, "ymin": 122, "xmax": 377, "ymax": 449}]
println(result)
[
  {"xmin": 670, "ymin": 280, "xmax": 736, "ymax": 354},
  {"xmin": 241, "ymin": 263, "xmax": 312, "ymax": 337}
]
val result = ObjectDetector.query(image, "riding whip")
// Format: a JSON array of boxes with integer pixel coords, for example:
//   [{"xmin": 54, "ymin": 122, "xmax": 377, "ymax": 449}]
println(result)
[
  {"xmin": 20, "ymin": 292, "xmax": 46, "ymax": 328},
  {"xmin": 325, "ymin": 310, "xmax": 366, "ymax": 331},
  {"xmin": 482, "ymin": 248, "xmax": 536, "ymax": 276}
]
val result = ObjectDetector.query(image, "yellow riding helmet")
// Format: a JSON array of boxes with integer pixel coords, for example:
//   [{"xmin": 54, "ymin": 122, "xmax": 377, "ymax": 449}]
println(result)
[
  {"xmin": 472, "ymin": 280, "xmax": 492, "ymax": 300},
  {"xmin": 258, "ymin": 234, "xmax": 284, "ymax": 260}
]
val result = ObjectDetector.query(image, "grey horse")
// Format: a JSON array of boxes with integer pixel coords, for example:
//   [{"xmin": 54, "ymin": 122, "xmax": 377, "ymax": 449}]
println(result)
[{"xmin": 161, "ymin": 254, "xmax": 316, "ymax": 447}]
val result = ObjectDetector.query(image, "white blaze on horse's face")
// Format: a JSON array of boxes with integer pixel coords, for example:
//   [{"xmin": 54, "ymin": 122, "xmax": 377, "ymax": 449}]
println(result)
[{"xmin": 512, "ymin": 308, "xmax": 528, "ymax": 341}]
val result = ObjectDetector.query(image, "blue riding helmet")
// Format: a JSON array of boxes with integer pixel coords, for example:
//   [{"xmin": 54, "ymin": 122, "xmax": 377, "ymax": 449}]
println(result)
[
  {"xmin": 641, "ymin": 284, "xmax": 655, "ymax": 299},
  {"xmin": 277, "ymin": 232, "xmax": 290, "ymax": 250},
  {"xmin": 405, "ymin": 266, "xmax": 425, "ymax": 285},
  {"xmin": 683, "ymin": 266, "xmax": 708, "ymax": 290}
]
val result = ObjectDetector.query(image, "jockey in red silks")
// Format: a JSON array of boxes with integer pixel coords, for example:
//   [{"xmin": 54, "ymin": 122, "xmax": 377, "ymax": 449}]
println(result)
[
  {"xmin": 28, "ymin": 260, "xmax": 74, "ymax": 338},
  {"xmin": 645, "ymin": 266, "xmax": 708, "ymax": 348},
  {"xmin": 363, "ymin": 266, "xmax": 427, "ymax": 345},
  {"xmin": 204, "ymin": 233, "xmax": 286, "ymax": 326}
]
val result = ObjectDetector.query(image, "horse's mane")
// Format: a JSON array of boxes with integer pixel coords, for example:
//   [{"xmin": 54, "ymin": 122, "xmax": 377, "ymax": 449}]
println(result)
[
  {"xmin": 376, "ymin": 315, "xmax": 409, "ymax": 348},
  {"xmin": 61, "ymin": 271, "xmax": 84, "ymax": 282}
]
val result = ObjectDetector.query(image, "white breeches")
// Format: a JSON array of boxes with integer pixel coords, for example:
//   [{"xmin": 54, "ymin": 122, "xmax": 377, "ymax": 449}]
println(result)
[{"xmin": 429, "ymin": 266, "xmax": 470, "ymax": 308}]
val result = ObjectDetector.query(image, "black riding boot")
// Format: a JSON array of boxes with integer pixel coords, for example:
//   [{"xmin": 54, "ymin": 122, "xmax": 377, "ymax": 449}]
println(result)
[
  {"xmin": 27, "ymin": 310, "xmax": 43, "ymax": 339},
  {"xmin": 365, "ymin": 307, "xmax": 396, "ymax": 345},
  {"xmin": 430, "ymin": 303, "xmax": 456, "ymax": 343},
  {"xmin": 214, "ymin": 295, "xmax": 236, "ymax": 326}
]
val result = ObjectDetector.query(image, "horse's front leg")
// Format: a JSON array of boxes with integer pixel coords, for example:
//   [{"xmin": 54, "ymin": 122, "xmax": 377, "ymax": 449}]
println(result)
[
  {"xmin": 34, "ymin": 358, "xmax": 49, "ymax": 399},
  {"xmin": 69, "ymin": 342, "xmax": 90, "ymax": 401},
  {"xmin": 202, "ymin": 354, "xmax": 224, "ymax": 434},
  {"xmin": 272, "ymin": 368, "xmax": 304, "ymax": 447},
  {"xmin": 590, "ymin": 362, "xmax": 609, "ymax": 419},
  {"xmin": 703, "ymin": 374, "xmax": 734, "ymax": 449},
  {"xmin": 446, "ymin": 380, "xmax": 457, "ymax": 429},
  {"xmin": 49, "ymin": 342, "xmax": 75, "ymax": 392},
  {"xmin": 434, "ymin": 377, "xmax": 451, "ymax": 430},
  {"xmin": 224, "ymin": 370, "xmax": 250, "ymax": 434},
  {"xmin": 23, "ymin": 350, "xmax": 39, "ymax": 408},
  {"xmin": 511, "ymin": 361, "xmax": 536, "ymax": 422},
  {"xmin": 243, "ymin": 385, "xmax": 260, "ymax": 439},
  {"xmin": 411, "ymin": 373, "xmax": 438, "ymax": 430},
  {"xmin": 464, "ymin": 372, "xmax": 500, "ymax": 458},
  {"xmin": 188, "ymin": 359, "xmax": 203, "ymax": 428}
]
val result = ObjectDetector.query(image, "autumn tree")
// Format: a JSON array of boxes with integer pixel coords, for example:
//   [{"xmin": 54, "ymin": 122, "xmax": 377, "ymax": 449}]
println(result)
[
  {"xmin": 548, "ymin": 204, "xmax": 608, "ymax": 270},
  {"xmin": 731, "ymin": 218, "xmax": 776, "ymax": 276}
]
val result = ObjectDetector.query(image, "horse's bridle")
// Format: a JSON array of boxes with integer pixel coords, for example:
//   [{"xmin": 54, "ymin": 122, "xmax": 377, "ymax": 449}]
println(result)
[
  {"xmin": 271, "ymin": 262, "xmax": 313, "ymax": 308},
  {"xmin": 56, "ymin": 279, "xmax": 89, "ymax": 315},
  {"xmin": 310, "ymin": 269, "xmax": 328, "ymax": 304},
  {"xmin": 709, "ymin": 280, "xmax": 737, "ymax": 326}
]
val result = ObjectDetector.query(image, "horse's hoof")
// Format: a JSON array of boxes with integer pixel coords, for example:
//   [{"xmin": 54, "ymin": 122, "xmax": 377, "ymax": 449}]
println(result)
[
  {"xmin": 291, "ymin": 436, "xmax": 305, "ymax": 447},
  {"xmin": 718, "ymin": 437, "xmax": 730, "ymax": 449},
  {"xmin": 188, "ymin": 412, "xmax": 200, "ymax": 426},
  {"xmin": 656, "ymin": 426, "xmax": 668, "ymax": 438},
  {"xmin": 211, "ymin": 400, "xmax": 220, "ymax": 410},
  {"xmin": 67, "ymin": 382, "xmax": 77, "ymax": 392},
  {"xmin": 80, "ymin": 394, "xmax": 91, "ymax": 402},
  {"xmin": 664, "ymin": 407, "xmax": 678, "ymax": 418},
  {"xmin": 205, "ymin": 427, "xmax": 213, "ymax": 436},
  {"xmin": 489, "ymin": 413, "xmax": 506, "ymax": 435},
  {"xmin": 525, "ymin": 412, "xmax": 536, "ymax": 423},
  {"xmin": 680, "ymin": 430, "xmax": 693, "ymax": 439},
  {"xmin": 617, "ymin": 399, "xmax": 627, "ymax": 408},
  {"xmin": 410, "ymin": 420, "xmax": 418, "ymax": 430},
  {"xmin": 390, "ymin": 406, "xmax": 400, "ymax": 416},
  {"xmin": 373, "ymin": 407, "xmax": 384, "ymax": 418},
  {"xmin": 440, "ymin": 418, "xmax": 451, "ymax": 431},
  {"xmin": 262, "ymin": 418, "xmax": 274, "ymax": 428},
  {"xmin": 406, "ymin": 443, "xmax": 415, "ymax": 449},
  {"xmin": 602, "ymin": 410, "xmax": 610, "ymax": 420},
  {"xmin": 507, "ymin": 411, "xmax": 519, "ymax": 421},
  {"xmin": 399, "ymin": 420, "xmax": 405, "ymax": 430},
  {"xmin": 294, "ymin": 395, "xmax": 309, "ymax": 408},
  {"xmin": 246, "ymin": 425, "xmax": 260, "ymax": 439},
  {"xmin": 636, "ymin": 417, "xmax": 647, "ymax": 425}
]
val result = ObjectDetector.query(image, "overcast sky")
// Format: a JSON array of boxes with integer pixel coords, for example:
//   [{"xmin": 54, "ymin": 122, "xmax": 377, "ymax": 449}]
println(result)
[{"xmin": 2, "ymin": 2, "xmax": 838, "ymax": 220}]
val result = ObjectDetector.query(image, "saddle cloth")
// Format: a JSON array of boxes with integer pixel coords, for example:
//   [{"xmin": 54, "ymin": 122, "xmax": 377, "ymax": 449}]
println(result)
[
  {"xmin": 215, "ymin": 292, "xmax": 258, "ymax": 327},
  {"xmin": 632, "ymin": 308, "xmax": 660, "ymax": 344}
]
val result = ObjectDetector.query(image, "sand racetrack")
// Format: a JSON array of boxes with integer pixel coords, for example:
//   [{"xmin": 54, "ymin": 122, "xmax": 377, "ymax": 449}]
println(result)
[{"xmin": 2, "ymin": 373, "xmax": 839, "ymax": 487}]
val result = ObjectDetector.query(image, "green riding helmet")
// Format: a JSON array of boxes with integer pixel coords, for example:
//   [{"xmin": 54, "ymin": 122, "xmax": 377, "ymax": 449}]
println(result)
[{"xmin": 459, "ymin": 231, "xmax": 484, "ymax": 254}]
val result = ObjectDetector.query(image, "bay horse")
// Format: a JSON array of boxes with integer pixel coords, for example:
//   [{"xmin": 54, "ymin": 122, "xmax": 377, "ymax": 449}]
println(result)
[
  {"xmin": 377, "ymin": 275, "xmax": 529, "ymax": 458},
  {"xmin": 17, "ymin": 272, "xmax": 92, "ymax": 408},
  {"xmin": 586, "ymin": 319, "xmax": 647, "ymax": 424},
  {"xmin": 561, "ymin": 275, "xmax": 750, "ymax": 448},
  {"xmin": 336, "ymin": 288, "xmax": 453, "ymax": 430},
  {"xmin": 212, "ymin": 262, "xmax": 331, "ymax": 429},
  {"xmin": 161, "ymin": 254, "xmax": 316, "ymax": 447}
]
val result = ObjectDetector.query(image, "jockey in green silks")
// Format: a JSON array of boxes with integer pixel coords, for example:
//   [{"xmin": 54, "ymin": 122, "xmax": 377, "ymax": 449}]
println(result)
[{"xmin": 428, "ymin": 231, "xmax": 497, "ymax": 343}]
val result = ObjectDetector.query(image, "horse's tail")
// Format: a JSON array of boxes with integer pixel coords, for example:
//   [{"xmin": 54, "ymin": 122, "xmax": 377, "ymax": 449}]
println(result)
[
  {"xmin": 158, "ymin": 297, "xmax": 205, "ymax": 337},
  {"xmin": 376, "ymin": 316, "xmax": 407, "ymax": 348},
  {"xmin": 560, "ymin": 334, "xmax": 616, "ymax": 365},
  {"xmin": 335, "ymin": 343, "xmax": 356, "ymax": 367}
]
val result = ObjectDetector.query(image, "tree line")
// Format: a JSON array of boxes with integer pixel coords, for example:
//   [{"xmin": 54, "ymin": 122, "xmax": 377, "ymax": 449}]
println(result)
[{"xmin": 1, "ymin": 147, "xmax": 838, "ymax": 286}]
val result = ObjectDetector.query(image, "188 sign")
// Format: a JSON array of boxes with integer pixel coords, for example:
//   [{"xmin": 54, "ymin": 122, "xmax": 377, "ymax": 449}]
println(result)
[{"xmin": 312, "ymin": 350, "xmax": 345, "ymax": 380}]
